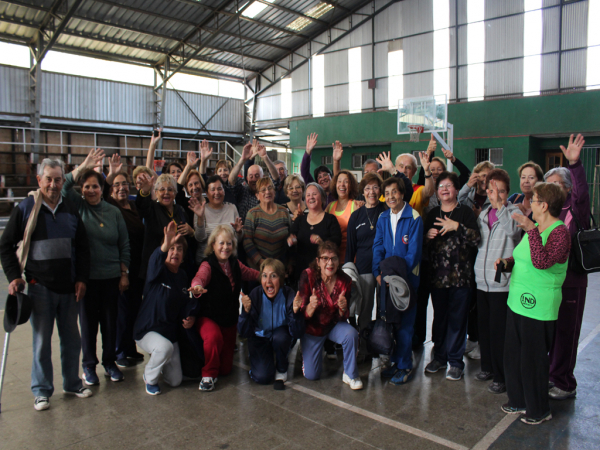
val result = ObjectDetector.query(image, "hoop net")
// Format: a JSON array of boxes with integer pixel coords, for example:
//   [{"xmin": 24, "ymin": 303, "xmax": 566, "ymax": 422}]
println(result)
[{"xmin": 408, "ymin": 125, "xmax": 425, "ymax": 142}]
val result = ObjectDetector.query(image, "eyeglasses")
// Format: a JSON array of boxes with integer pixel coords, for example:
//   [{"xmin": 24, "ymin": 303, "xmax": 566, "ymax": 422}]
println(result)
[
  {"xmin": 157, "ymin": 187, "xmax": 175, "ymax": 194},
  {"xmin": 437, "ymin": 184, "xmax": 454, "ymax": 190},
  {"xmin": 259, "ymin": 186, "xmax": 274, "ymax": 194},
  {"xmin": 288, "ymin": 186, "xmax": 303, "ymax": 191},
  {"xmin": 319, "ymin": 256, "xmax": 339, "ymax": 263},
  {"xmin": 364, "ymin": 186, "xmax": 380, "ymax": 193}
]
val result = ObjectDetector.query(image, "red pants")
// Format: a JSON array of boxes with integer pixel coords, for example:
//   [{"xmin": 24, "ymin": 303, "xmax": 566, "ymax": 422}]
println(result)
[{"xmin": 197, "ymin": 317, "xmax": 237, "ymax": 378}]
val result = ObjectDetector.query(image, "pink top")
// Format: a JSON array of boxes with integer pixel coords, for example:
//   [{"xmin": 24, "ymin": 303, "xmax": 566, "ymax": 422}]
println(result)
[{"xmin": 192, "ymin": 259, "xmax": 259, "ymax": 294}]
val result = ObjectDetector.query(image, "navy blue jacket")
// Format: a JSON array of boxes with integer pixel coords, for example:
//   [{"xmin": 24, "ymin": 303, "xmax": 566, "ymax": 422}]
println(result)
[{"xmin": 238, "ymin": 285, "xmax": 305, "ymax": 340}]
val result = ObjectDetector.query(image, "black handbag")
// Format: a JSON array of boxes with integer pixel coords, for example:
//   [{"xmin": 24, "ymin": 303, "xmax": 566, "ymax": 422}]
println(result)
[
  {"xmin": 569, "ymin": 208, "xmax": 600, "ymax": 274},
  {"xmin": 359, "ymin": 282, "xmax": 395, "ymax": 356}
]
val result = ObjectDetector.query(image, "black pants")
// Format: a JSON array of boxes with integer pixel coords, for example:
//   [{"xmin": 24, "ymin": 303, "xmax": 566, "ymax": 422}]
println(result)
[
  {"xmin": 431, "ymin": 287, "xmax": 470, "ymax": 370},
  {"xmin": 467, "ymin": 286, "xmax": 479, "ymax": 342},
  {"xmin": 504, "ymin": 309, "xmax": 555, "ymax": 419},
  {"xmin": 115, "ymin": 276, "xmax": 144, "ymax": 360},
  {"xmin": 247, "ymin": 326, "xmax": 294, "ymax": 384},
  {"xmin": 80, "ymin": 278, "xmax": 120, "ymax": 369},
  {"xmin": 414, "ymin": 260, "xmax": 431, "ymax": 346},
  {"xmin": 477, "ymin": 290, "xmax": 508, "ymax": 383}
]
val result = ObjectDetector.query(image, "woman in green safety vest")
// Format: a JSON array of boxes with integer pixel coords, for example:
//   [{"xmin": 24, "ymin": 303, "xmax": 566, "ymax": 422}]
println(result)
[{"xmin": 495, "ymin": 182, "xmax": 570, "ymax": 425}]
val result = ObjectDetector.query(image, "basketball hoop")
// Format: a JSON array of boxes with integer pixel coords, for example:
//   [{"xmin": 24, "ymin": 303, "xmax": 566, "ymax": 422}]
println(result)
[{"xmin": 408, "ymin": 125, "xmax": 425, "ymax": 142}]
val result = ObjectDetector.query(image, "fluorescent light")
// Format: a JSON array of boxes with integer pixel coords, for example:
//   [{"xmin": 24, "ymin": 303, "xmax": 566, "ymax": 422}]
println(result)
[
  {"xmin": 348, "ymin": 47, "xmax": 361, "ymax": 114},
  {"xmin": 312, "ymin": 54, "xmax": 325, "ymax": 117},
  {"xmin": 0, "ymin": 42, "xmax": 30, "ymax": 68},
  {"xmin": 287, "ymin": 3, "xmax": 334, "ymax": 32},
  {"xmin": 281, "ymin": 78, "xmax": 292, "ymax": 118},
  {"xmin": 242, "ymin": 0, "xmax": 273, "ymax": 19},
  {"xmin": 278, "ymin": 128, "xmax": 290, "ymax": 133},
  {"xmin": 388, "ymin": 50, "xmax": 403, "ymax": 110}
]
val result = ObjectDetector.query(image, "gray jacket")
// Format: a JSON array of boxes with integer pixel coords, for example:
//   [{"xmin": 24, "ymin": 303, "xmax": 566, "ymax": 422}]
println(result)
[
  {"xmin": 474, "ymin": 203, "xmax": 523, "ymax": 292},
  {"xmin": 458, "ymin": 184, "xmax": 491, "ymax": 210}
]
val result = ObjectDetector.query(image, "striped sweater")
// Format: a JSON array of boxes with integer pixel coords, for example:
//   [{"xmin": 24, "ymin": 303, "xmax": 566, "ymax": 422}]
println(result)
[{"xmin": 243, "ymin": 204, "xmax": 291, "ymax": 269}]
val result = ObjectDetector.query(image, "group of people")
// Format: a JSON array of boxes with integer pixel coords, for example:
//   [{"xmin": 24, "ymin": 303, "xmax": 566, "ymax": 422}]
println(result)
[{"xmin": 0, "ymin": 130, "xmax": 590, "ymax": 427}]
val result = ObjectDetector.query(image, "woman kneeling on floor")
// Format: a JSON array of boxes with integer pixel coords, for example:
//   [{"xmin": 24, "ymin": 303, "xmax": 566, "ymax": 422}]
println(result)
[
  {"xmin": 190, "ymin": 224, "xmax": 260, "ymax": 392},
  {"xmin": 134, "ymin": 222, "xmax": 198, "ymax": 395},
  {"xmin": 297, "ymin": 241, "xmax": 363, "ymax": 390},
  {"xmin": 238, "ymin": 259, "xmax": 305, "ymax": 388}
]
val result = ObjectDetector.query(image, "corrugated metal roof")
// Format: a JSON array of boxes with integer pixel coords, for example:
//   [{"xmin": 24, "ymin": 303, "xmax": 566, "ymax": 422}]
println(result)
[{"xmin": 0, "ymin": 0, "xmax": 373, "ymax": 82}]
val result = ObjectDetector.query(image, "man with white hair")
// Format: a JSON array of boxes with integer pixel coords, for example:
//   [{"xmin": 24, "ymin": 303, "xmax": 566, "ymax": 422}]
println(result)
[
  {"xmin": 0, "ymin": 159, "xmax": 92, "ymax": 411},
  {"xmin": 273, "ymin": 159, "xmax": 290, "ymax": 205}
]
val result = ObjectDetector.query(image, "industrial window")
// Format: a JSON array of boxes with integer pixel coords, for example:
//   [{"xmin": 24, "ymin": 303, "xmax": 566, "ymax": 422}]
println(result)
[
  {"xmin": 433, "ymin": 0, "xmax": 450, "ymax": 99},
  {"xmin": 241, "ymin": 1, "xmax": 273, "ymax": 19},
  {"xmin": 476, "ymin": 148, "xmax": 503, "ymax": 166},
  {"xmin": 467, "ymin": 0, "xmax": 485, "ymax": 101},
  {"xmin": 523, "ymin": 0, "xmax": 542, "ymax": 96},
  {"xmin": 312, "ymin": 54, "xmax": 325, "ymax": 117},
  {"xmin": 352, "ymin": 153, "xmax": 378, "ymax": 170},
  {"xmin": 388, "ymin": 42, "xmax": 403, "ymax": 110},
  {"xmin": 413, "ymin": 151, "xmax": 422, "ymax": 167},
  {"xmin": 281, "ymin": 78, "xmax": 292, "ymax": 118},
  {"xmin": 348, "ymin": 47, "xmax": 362, "ymax": 114},
  {"xmin": 587, "ymin": 0, "xmax": 600, "ymax": 89},
  {"xmin": 322, "ymin": 155, "xmax": 333, "ymax": 165}
]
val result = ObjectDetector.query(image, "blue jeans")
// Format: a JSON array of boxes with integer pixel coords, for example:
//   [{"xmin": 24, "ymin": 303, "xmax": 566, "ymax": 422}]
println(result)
[
  {"xmin": 29, "ymin": 283, "xmax": 83, "ymax": 397},
  {"xmin": 391, "ymin": 304, "xmax": 417, "ymax": 370},
  {"xmin": 301, "ymin": 322, "xmax": 359, "ymax": 380}
]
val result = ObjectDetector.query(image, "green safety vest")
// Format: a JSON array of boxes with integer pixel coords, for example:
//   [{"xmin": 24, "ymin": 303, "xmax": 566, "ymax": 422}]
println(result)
[{"xmin": 507, "ymin": 220, "xmax": 568, "ymax": 321}]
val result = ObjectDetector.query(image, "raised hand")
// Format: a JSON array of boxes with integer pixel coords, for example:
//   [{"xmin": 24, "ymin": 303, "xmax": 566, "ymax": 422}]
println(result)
[
  {"xmin": 511, "ymin": 211, "xmax": 535, "ymax": 232},
  {"xmin": 108, "ymin": 153, "xmax": 123, "ymax": 175},
  {"xmin": 177, "ymin": 222, "xmax": 194, "ymax": 236},
  {"xmin": 188, "ymin": 285, "xmax": 207, "ymax": 296},
  {"xmin": 376, "ymin": 151, "xmax": 396, "ymax": 174},
  {"xmin": 82, "ymin": 148, "xmax": 106, "ymax": 171},
  {"xmin": 150, "ymin": 128, "xmax": 162, "ymax": 147},
  {"xmin": 337, "ymin": 289, "xmax": 347, "ymax": 313},
  {"xmin": 241, "ymin": 291, "xmax": 252, "ymax": 313},
  {"xmin": 257, "ymin": 144, "xmax": 267, "ymax": 159},
  {"xmin": 418, "ymin": 151, "xmax": 430, "ymax": 172},
  {"xmin": 188, "ymin": 196, "xmax": 206, "ymax": 218},
  {"xmin": 200, "ymin": 140, "xmax": 212, "ymax": 161},
  {"xmin": 293, "ymin": 291, "xmax": 303, "ymax": 313},
  {"xmin": 250, "ymin": 139, "xmax": 260, "ymax": 159},
  {"xmin": 332, "ymin": 141, "xmax": 343, "ymax": 161},
  {"xmin": 186, "ymin": 150, "xmax": 199, "ymax": 168},
  {"xmin": 560, "ymin": 133, "xmax": 585, "ymax": 164},
  {"xmin": 426, "ymin": 135, "xmax": 437, "ymax": 156},
  {"xmin": 231, "ymin": 217, "xmax": 243, "ymax": 234},
  {"xmin": 306, "ymin": 288, "xmax": 320, "ymax": 317},
  {"xmin": 435, "ymin": 215, "xmax": 459, "ymax": 235},
  {"xmin": 467, "ymin": 172, "xmax": 479, "ymax": 188},
  {"xmin": 163, "ymin": 221, "xmax": 182, "ymax": 248},
  {"xmin": 441, "ymin": 147, "xmax": 455, "ymax": 162},
  {"xmin": 306, "ymin": 133, "xmax": 318, "ymax": 155},
  {"xmin": 241, "ymin": 142, "xmax": 253, "ymax": 161},
  {"xmin": 138, "ymin": 173, "xmax": 154, "ymax": 195}
]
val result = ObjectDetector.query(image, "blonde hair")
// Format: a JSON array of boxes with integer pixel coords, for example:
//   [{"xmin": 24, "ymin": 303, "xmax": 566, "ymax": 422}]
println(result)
[
  {"xmin": 215, "ymin": 159, "xmax": 232, "ymax": 171},
  {"xmin": 133, "ymin": 166, "xmax": 153, "ymax": 180},
  {"xmin": 204, "ymin": 224, "xmax": 238, "ymax": 257},
  {"xmin": 284, "ymin": 173, "xmax": 305, "ymax": 193},
  {"xmin": 474, "ymin": 161, "xmax": 495, "ymax": 173}
]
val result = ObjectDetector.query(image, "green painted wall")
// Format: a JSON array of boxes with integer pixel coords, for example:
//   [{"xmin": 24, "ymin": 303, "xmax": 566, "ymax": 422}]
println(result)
[{"xmin": 289, "ymin": 90, "xmax": 600, "ymax": 185}]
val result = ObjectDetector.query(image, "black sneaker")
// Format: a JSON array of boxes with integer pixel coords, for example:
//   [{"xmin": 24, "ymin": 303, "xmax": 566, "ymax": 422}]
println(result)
[
  {"xmin": 425, "ymin": 359, "xmax": 446, "ymax": 373},
  {"xmin": 127, "ymin": 352, "xmax": 144, "ymax": 362},
  {"xmin": 488, "ymin": 382, "xmax": 506, "ymax": 394},
  {"xmin": 104, "ymin": 364, "xmax": 124, "ymax": 382},
  {"xmin": 82, "ymin": 367, "xmax": 100, "ymax": 386},
  {"xmin": 115, "ymin": 358, "xmax": 131, "ymax": 368},
  {"xmin": 199, "ymin": 377, "xmax": 217, "ymax": 391},
  {"xmin": 475, "ymin": 371, "xmax": 494, "ymax": 381},
  {"xmin": 521, "ymin": 411, "xmax": 552, "ymax": 425},
  {"xmin": 446, "ymin": 366, "xmax": 463, "ymax": 381},
  {"xmin": 501, "ymin": 403, "xmax": 526, "ymax": 415}
]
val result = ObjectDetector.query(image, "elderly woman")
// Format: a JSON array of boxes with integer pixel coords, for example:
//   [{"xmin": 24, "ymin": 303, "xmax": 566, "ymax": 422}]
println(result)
[
  {"xmin": 345, "ymin": 173, "xmax": 386, "ymax": 348},
  {"xmin": 243, "ymin": 177, "xmax": 291, "ymax": 270},
  {"xmin": 105, "ymin": 155, "xmax": 146, "ymax": 367},
  {"xmin": 497, "ymin": 182, "xmax": 570, "ymax": 424},
  {"xmin": 189, "ymin": 225, "xmax": 260, "ymax": 392},
  {"xmin": 63, "ymin": 149, "xmax": 130, "ymax": 385},
  {"xmin": 134, "ymin": 222, "xmax": 198, "ymax": 395},
  {"xmin": 508, "ymin": 162, "xmax": 544, "ymax": 219},
  {"xmin": 136, "ymin": 172, "xmax": 193, "ymax": 279},
  {"xmin": 289, "ymin": 183, "xmax": 342, "ymax": 282},
  {"xmin": 458, "ymin": 161, "xmax": 494, "ymax": 215},
  {"xmin": 189, "ymin": 175, "xmax": 243, "ymax": 264},
  {"xmin": 284, "ymin": 174, "xmax": 306, "ymax": 217},
  {"xmin": 474, "ymin": 169, "xmax": 522, "ymax": 394},
  {"xmin": 326, "ymin": 170, "xmax": 361, "ymax": 260},
  {"xmin": 237, "ymin": 259, "xmax": 305, "ymax": 387},
  {"xmin": 372, "ymin": 177, "xmax": 423, "ymax": 385},
  {"xmin": 423, "ymin": 171, "xmax": 480, "ymax": 381},
  {"xmin": 544, "ymin": 134, "xmax": 590, "ymax": 401},
  {"xmin": 298, "ymin": 241, "xmax": 362, "ymax": 390}
]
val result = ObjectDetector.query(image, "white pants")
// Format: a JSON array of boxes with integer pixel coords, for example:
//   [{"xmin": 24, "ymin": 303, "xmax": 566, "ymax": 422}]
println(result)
[{"xmin": 136, "ymin": 332, "xmax": 182, "ymax": 387}]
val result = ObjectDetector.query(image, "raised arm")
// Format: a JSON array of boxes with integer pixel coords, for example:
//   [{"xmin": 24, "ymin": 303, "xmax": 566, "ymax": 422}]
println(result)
[
  {"xmin": 256, "ymin": 143, "xmax": 279, "ymax": 181},
  {"xmin": 301, "ymin": 133, "xmax": 317, "ymax": 183},
  {"xmin": 106, "ymin": 153, "xmax": 123, "ymax": 186},
  {"xmin": 178, "ymin": 150, "xmax": 199, "ymax": 186},
  {"xmin": 71, "ymin": 148, "xmax": 105, "ymax": 182},
  {"xmin": 146, "ymin": 128, "xmax": 162, "ymax": 173},
  {"xmin": 199, "ymin": 139, "xmax": 212, "ymax": 175},
  {"xmin": 332, "ymin": 141, "xmax": 343, "ymax": 176},
  {"xmin": 418, "ymin": 151, "xmax": 434, "ymax": 199},
  {"xmin": 229, "ymin": 141, "xmax": 252, "ymax": 185}
]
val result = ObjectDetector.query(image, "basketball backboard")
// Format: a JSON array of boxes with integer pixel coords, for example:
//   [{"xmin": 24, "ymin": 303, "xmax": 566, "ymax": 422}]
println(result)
[{"xmin": 397, "ymin": 94, "xmax": 448, "ymax": 135}]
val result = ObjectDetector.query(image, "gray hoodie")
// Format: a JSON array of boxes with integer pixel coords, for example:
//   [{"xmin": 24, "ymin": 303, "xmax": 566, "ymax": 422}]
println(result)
[
  {"xmin": 474, "ymin": 203, "xmax": 523, "ymax": 292},
  {"xmin": 458, "ymin": 184, "xmax": 491, "ymax": 210}
]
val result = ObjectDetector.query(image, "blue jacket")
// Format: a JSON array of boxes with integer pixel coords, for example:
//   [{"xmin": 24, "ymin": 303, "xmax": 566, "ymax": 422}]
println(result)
[{"xmin": 372, "ymin": 204, "xmax": 423, "ymax": 290}]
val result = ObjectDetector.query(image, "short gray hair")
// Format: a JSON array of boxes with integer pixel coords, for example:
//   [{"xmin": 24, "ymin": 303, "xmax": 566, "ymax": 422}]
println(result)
[
  {"xmin": 305, "ymin": 182, "xmax": 327, "ymax": 209},
  {"xmin": 38, "ymin": 158, "xmax": 65, "ymax": 177},
  {"xmin": 273, "ymin": 160, "xmax": 287, "ymax": 167},
  {"xmin": 396, "ymin": 153, "xmax": 418, "ymax": 169},
  {"xmin": 544, "ymin": 167, "xmax": 572, "ymax": 191},
  {"xmin": 154, "ymin": 173, "xmax": 178, "ymax": 193},
  {"xmin": 363, "ymin": 159, "xmax": 381, "ymax": 170}
]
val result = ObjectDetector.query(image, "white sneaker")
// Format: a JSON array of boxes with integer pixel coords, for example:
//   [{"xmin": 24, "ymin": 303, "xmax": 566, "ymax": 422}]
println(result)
[
  {"xmin": 34, "ymin": 396, "xmax": 50, "ymax": 411},
  {"xmin": 342, "ymin": 373, "xmax": 363, "ymax": 390},
  {"xmin": 466, "ymin": 343, "xmax": 481, "ymax": 360},
  {"xmin": 275, "ymin": 371, "xmax": 288, "ymax": 383},
  {"xmin": 199, "ymin": 377, "xmax": 217, "ymax": 391},
  {"xmin": 63, "ymin": 387, "xmax": 93, "ymax": 398},
  {"xmin": 465, "ymin": 339, "xmax": 477, "ymax": 354}
]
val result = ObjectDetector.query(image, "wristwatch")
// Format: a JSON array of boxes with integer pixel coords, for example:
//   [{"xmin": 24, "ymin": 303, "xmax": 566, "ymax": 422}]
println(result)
[{"xmin": 121, "ymin": 270, "xmax": 129, "ymax": 275}]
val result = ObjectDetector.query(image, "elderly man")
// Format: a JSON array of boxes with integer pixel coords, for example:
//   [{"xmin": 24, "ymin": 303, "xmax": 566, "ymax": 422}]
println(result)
[
  {"xmin": 228, "ymin": 139, "xmax": 281, "ymax": 222},
  {"xmin": 394, "ymin": 153, "xmax": 434, "ymax": 216},
  {"xmin": 273, "ymin": 159, "xmax": 290, "ymax": 205},
  {"xmin": 0, "ymin": 159, "xmax": 92, "ymax": 411}
]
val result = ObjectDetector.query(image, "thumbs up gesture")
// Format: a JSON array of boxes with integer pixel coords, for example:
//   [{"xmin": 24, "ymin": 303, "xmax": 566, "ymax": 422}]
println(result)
[
  {"xmin": 293, "ymin": 291, "xmax": 303, "ymax": 313},
  {"xmin": 241, "ymin": 291, "xmax": 251, "ymax": 314},
  {"xmin": 338, "ymin": 289, "xmax": 348, "ymax": 314},
  {"xmin": 306, "ymin": 288, "xmax": 319, "ymax": 317}
]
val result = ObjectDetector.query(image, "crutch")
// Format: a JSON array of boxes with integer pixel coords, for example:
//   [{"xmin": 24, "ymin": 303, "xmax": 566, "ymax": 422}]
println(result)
[{"xmin": 0, "ymin": 330, "xmax": 10, "ymax": 414}]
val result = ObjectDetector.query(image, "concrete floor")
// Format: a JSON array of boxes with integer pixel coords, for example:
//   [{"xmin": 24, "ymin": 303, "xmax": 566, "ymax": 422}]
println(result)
[{"xmin": 1, "ymin": 274, "xmax": 599, "ymax": 449}]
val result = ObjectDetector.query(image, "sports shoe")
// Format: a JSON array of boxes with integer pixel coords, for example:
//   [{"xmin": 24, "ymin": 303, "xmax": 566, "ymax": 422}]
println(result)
[
  {"xmin": 488, "ymin": 382, "xmax": 506, "ymax": 394},
  {"xmin": 326, "ymin": 349, "xmax": 338, "ymax": 360},
  {"xmin": 381, "ymin": 363, "xmax": 399, "ymax": 378},
  {"xmin": 425, "ymin": 359, "xmax": 446, "ymax": 374},
  {"xmin": 275, "ymin": 371, "xmax": 288, "ymax": 383},
  {"xmin": 82, "ymin": 367, "xmax": 100, "ymax": 386},
  {"xmin": 128, "ymin": 352, "xmax": 144, "ymax": 362},
  {"xmin": 143, "ymin": 374, "xmax": 161, "ymax": 395},
  {"xmin": 549, "ymin": 386, "xmax": 576, "ymax": 400},
  {"xmin": 34, "ymin": 396, "xmax": 50, "ymax": 411},
  {"xmin": 199, "ymin": 377, "xmax": 217, "ymax": 391},
  {"xmin": 64, "ymin": 387, "xmax": 93, "ymax": 398},
  {"xmin": 501, "ymin": 403, "xmax": 526, "ymax": 415},
  {"xmin": 465, "ymin": 343, "xmax": 481, "ymax": 360},
  {"xmin": 104, "ymin": 364, "xmax": 124, "ymax": 382},
  {"xmin": 115, "ymin": 358, "xmax": 131, "ymax": 368},
  {"xmin": 390, "ymin": 369, "xmax": 414, "ymax": 385},
  {"xmin": 446, "ymin": 366, "xmax": 463, "ymax": 381},
  {"xmin": 475, "ymin": 371, "xmax": 494, "ymax": 381},
  {"xmin": 465, "ymin": 339, "xmax": 477, "ymax": 353},
  {"xmin": 342, "ymin": 373, "xmax": 363, "ymax": 390},
  {"xmin": 521, "ymin": 411, "xmax": 552, "ymax": 425}
]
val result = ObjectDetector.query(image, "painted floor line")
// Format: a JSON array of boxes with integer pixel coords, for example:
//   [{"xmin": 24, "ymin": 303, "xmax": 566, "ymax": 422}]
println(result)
[
  {"xmin": 577, "ymin": 321, "xmax": 600, "ymax": 355},
  {"xmin": 470, "ymin": 414, "xmax": 518, "ymax": 450},
  {"xmin": 289, "ymin": 382, "xmax": 469, "ymax": 450}
]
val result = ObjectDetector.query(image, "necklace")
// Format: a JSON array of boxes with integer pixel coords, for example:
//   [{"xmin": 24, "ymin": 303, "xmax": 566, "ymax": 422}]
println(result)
[
  {"xmin": 366, "ymin": 206, "xmax": 376, "ymax": 230},
  {"xmin": 166, "ymin": 208, "xmax": 177, "ymax": 224},
  {"xmin": 308, "ymin": 212, "xmax": 322, "ymax": 230},
  {"xmin": 440, "ymin": 202, "xmax": 459, "ymax": 221}
]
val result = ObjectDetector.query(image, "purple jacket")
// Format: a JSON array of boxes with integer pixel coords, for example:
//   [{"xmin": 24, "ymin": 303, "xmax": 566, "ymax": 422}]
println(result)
[
  {"xmin": 301, "ymin": 152, "xmax": 336, "ymax": 205},
  {"xmin": 559, "ymin": 160, "xmax": 590, "ymax": 288}
]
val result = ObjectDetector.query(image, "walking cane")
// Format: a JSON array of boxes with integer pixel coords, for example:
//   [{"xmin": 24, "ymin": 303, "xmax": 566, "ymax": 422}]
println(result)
[{"xmin": 0, "ymin": 331, "xmax": 10, "ymax": 414}]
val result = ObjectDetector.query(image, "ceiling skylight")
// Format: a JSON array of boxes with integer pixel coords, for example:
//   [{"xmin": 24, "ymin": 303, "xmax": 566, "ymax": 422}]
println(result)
[
  {"xmin": 287, "ymin": 2, "xmax": 334, "ymax": 31},
  {"xmin": 241, "ymin": 0, "xmax": 274, "ymax": 19}
]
